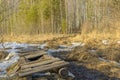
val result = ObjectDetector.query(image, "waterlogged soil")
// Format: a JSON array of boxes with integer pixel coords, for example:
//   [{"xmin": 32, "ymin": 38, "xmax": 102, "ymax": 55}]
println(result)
[
  {"xmin": 0, "ymin": 37, "xmax": 120, "ymax": 80},
  {"xmin": 66, "ymin": 46, "xmax": 120, "ymax": 80},
  {"xmin": 45, "ymin": 38, "xmax": 120, "ymax": 80}
]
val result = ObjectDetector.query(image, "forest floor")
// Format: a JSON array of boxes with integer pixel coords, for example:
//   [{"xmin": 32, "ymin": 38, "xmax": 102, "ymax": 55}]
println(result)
[{"xmin": 0, "ymin": 34, "xmax": 120, "ymax": 80}]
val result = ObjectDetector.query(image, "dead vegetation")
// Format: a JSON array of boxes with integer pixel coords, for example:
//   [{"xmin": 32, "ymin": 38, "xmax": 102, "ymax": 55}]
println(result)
[
  {"xmin": 0, "ymin": 51, "xmax": 8, "ymax": 61},
  {"xmin": 0, "ymin": 35, "xmax": 120, "ymax": 80},
  {"xmin": 65, "ymin": 37, "xmax": 120, "ymax": 79}
]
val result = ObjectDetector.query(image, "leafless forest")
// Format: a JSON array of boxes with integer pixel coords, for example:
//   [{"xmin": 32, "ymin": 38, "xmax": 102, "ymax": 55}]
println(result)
[{"xmin": 0, "ymin": 0, "xmax": 120, "ymax": 35}]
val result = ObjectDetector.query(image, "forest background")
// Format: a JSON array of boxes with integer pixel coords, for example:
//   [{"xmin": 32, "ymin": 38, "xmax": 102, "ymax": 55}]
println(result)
[{"xmin": 0, "ymin": 0, "xmax": 120, "ymax": 42}]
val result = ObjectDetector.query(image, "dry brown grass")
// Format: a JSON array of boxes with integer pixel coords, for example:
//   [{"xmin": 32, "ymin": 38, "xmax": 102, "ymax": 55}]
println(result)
[
  {"xmin": 2, "ymin": 34, "xmax": 68, "ymax": 43},
  {"xmin": 69, "ymin": 32, "xmax": 120, "ymax": 43},
  {"xmin": 0, "ymin": 31, "xmax": 120, "ymax": 79},
  {"xmin": 70, "ymin": 19, "xmax": 120, "ymax": 42},
  {"xmin": 1, "ymin": 18, "xmax": 120, "ymax": 43}
]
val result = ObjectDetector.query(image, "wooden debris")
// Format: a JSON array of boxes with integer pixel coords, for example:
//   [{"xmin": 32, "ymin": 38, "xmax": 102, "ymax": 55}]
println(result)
[
  {"xmin": 18, "ymin": 50, "xmax": 69, "ymax": 77},
  {"xmin": 19, "ymin": 50, "xmax": 45, "ymax": 57},
  {"xmin": 7, "ymin": 62, "xmax": 20, "ymax": 76}
]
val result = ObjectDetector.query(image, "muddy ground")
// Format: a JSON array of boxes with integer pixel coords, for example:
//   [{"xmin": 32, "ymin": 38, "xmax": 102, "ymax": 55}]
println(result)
[
  {"xmin": 0, "ymin": 36, "xmax": 120, "ymax": 80},
  {"xmin": 48, "ymin": 38, "xmax": 120, "ymax": 80}
]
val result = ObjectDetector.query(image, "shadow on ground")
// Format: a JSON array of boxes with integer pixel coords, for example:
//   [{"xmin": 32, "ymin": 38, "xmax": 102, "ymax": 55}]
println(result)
[{"xmin": 68, "ymin": 63, "xmax": 120, "ymax": 80}]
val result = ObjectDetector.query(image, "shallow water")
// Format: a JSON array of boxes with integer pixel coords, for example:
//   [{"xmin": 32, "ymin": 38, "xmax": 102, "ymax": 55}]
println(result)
[
  {"xmin": 0, "ymin": 42, "xmax": 41, "ymax": 77},
  {"xmin": 0, "ymin": 42, "xmax": 83, "ymax": 78}
]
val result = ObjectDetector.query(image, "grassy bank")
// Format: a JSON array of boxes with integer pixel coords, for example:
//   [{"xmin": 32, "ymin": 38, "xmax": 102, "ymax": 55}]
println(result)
[
  {"xmin": 1, "ymin": 32, "xmax": 119, "ymax": 43},
  {"xmin": 1, "ymin": 34, "xmax": 68, "ymax": 43}
]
